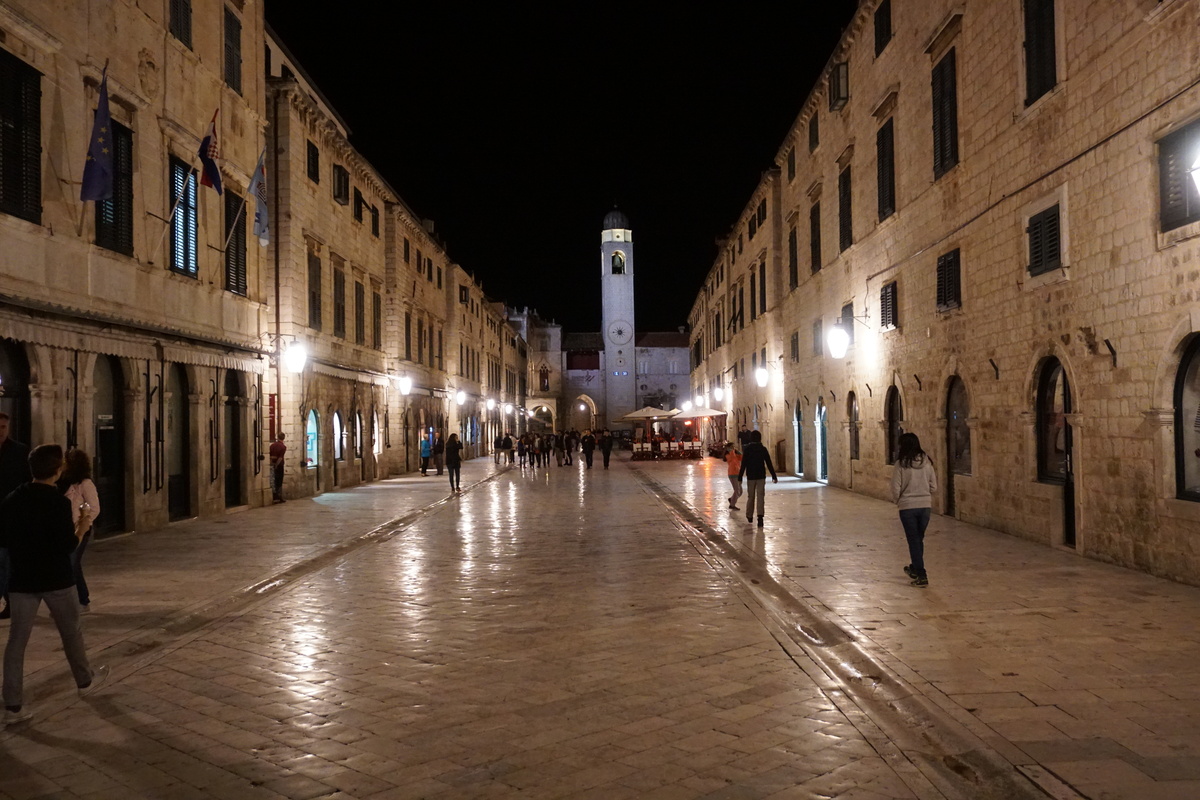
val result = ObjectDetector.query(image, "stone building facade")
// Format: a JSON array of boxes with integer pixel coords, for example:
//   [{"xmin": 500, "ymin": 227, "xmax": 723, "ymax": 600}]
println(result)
[
  {"xmin": 689, "ymin": 0, "xmax": 1200, "ymax": 584},
  {"xmin": 0, "ymin": 2, "xmax": 528, "ymax": 538}
]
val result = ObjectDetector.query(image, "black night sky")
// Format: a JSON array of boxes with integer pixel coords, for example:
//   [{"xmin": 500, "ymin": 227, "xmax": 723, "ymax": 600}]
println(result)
[{"xmin": 267, "ymin": 4, "xmax": 859, "ymax": 333}]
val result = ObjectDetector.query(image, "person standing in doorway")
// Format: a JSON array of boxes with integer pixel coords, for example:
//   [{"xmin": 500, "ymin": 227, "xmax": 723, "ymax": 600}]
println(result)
[
  {"xmin": 891, "ymin": 432, "xmax": 938, "ymax": 587},
  {"xmin": 419, "ymin": 433, "xmax": 432, "ymax": 476},
  {"xmin": 724, "ymin": 443, "xmax": 743, "ymax": 510},
  {"xmin": 738, "ymin": 430, "xmax": 777, "ymax": 527},
  {"xmin": 1, "ymin": 444, "xmax": 108, "ymax": 724},
  {"xmin": 269, "ymin": 433, "xmax": 287, "ymax": 503},
  {"xmin": 445, "ymin": 433, "xmax": 464, "ymax": 494},
  {"xmin": 0, "ymin": 412, "xmax": 31, "ymax": 621},
  {"xmin": 599, "ymin": 430, "xmax": 614, "ymax": 469},
  {"xmin": 58, "ymin": 450, "xmax": 99, "ymax": 612},
  {"xmin": 432, "ymin": 431, "xmax": 445, "ymax": 476},
  {"xmin": 580, "ymin": 430, "xmax": 597, "ymax": 469}
]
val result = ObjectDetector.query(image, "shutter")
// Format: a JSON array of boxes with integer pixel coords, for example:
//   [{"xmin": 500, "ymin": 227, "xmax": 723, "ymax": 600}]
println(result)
[
  {"xmin": 838, "ymin": 167, "xmax": 853, "ymax": 251},
  {"xmin": 788, "ymin": 227, "xmax": 798, "ymax": 287},
  {"xmin": 937, "ymin": 250, "xmax": 962, "ymax": 310},
  {"xmin": 1024, "ymin": 0, "xmax": 1057, "ymax": 105},
  {"xmin": 308, "ymin": 253, "xmax": 322, "ymax": 329},
  {"xmin": 877, "ymin": 118, "xmax": 895, "ymax": 220},
  {"xmin": 170, "ymin": 0, "xmax": 192, "ymax": 48},
  {"xmin": 933, "ymin": 50, "xmax": 958, "ymax": 178},
  {"xmin": 1028, "ymin": 205, "xmax": 1061, "ymax": 275},
  {"xmin": 0, "ymin": 50, "xmax": 42, "ymax": 224},
  {"xmin": 355, "ymin": 282, "xmax": 365, "ymax": 344},
  {"xmin": 759, "ymin": 261, "xmax": 767, "ymax": 312},
  {"xmin": 1159, "ymin": 124, "xmax": 1200, "ymax": 231},
  {"xmin": 809, "ymin": 114, "xmax": 819, "ymax": 152},
  {"xmin": 875, "ymin": 0, "xmax": 892, "ymax": 56},
  {"xmin": 373, "ymin": 291, "xmax": 382, "ymax": 349},
  {"xmin": 749, "ymin": 274, "xmax": 756, "ymax": 320},
  {"xmin": 810, "ymin": 202, "xmax": 822, "ymax": 272},
  {"xmin": 334, "ymin": 270, "xmax": 346, "ymax": 337},
  {"xmin": 96, "ymin": 122, "xmax": 134, "ymax": 255},
  {"xmin": 224, "ymin": 191, "xmax": 247, "ymax": 295},
  {"xmin": 880, "ymin": 283, "xmax": 893, "ymax": 329},
  {"xmin": 224, "ymin": 9, "xmax": 242, "ymax": 94},
  {"xmin": 306, "ymin": 141, "xmax": 320, "ymax": 182}
]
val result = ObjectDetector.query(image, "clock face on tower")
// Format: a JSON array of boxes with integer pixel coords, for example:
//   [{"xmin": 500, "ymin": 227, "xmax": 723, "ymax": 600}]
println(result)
[{"xmin": 607, "ymin": 320, "xmax": 633, "ymax": 345}]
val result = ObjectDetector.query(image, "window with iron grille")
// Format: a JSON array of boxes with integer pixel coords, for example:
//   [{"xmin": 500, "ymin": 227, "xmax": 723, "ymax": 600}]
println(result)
[
  {"xmin": 306, "ymin": 141, "xmax": 319, "ymax": 182},
  {"xmin": 1159, "ymin": 121, "xmax": 1200, "ymax": 232},
  {"xmin": 333, "ymin": 268, "xmax": 346, "ymax": 338},
  {"xmin": 372, "ymin": 290, "xmax": 382, "ymax": 349},
  {"xmin": 809, "ymin": 114, "xmax": 819, "ymax": 152},
  {"xmin": 875, "ymin": 0, "xmax": 892, "ymax": 56},
  {"xmin": 169, "ymin": 157, "xmax": 198, "ymax": 276},
  {"xmin": 224, "ymin": 190, "xmax": 247, "ymax": 295},
  {"xmin": 223, "ymin": 8, "xmax": 242, "ymax": 94},
  {"xmin": 788, "ymin": 226, "xmax": 798, "ymax": 288},
  {"xmin": 1027, "ymin": 204, "xmax": 1061, "ymax": 276},
  {"xmin": 880, "ymin": 281, "xmax": 898, "ymax": 331},
  {"xmin": 307, "ymin": 252, "xmax": 322, "ymax": 329},
  {"xmin": 932, "ymin": 49, "xmax": 959, "ymax": 179},
  {"xmin": 0, "ymin": 49, "xmax": 42, "ymax": 224},
  {"xmin": 841, "ymin": 303, "xmax": 855, "ymax": 346},
  {"xmin": 354, "ymin": 281, "xmax": 365, "ymax": 345},
  {"xmin": 332, "ymin": 164, "xmax": 349, "ymax": 204},
  {"xmin": 877, "ymin": 118, "xmax": 895, "ymax": 221},
  {"xmin": 812, "ymin": 319, "xmax": 823, "ymax": 356},
  {"xmin": 838, "ymin": 166, "xmax": 853, "ymax": 252},
  {"xmin": 790, "ymin": 331, "xmax": 800, "ymax": 362},
  {"xmin": 936, "ymin": 248, "xmax": 962, "ymax": 310},
  {"xmin": 353, "ymin": 187, "xmax": 364, "ymax": 222},
  {"xmin": 169, "ymin": 0, "xmax": 192, "ymax": 48},
  {"xmin": 810, "ymin": 201, "xmax": 822, "ymax": 272},
  {"xmin": 95, "ymin": 121, "xmax": 133, "ymax": 256},
  {"xmin": 1024, "ymin": 0, "xmax": 1057, "ymax": 106}
]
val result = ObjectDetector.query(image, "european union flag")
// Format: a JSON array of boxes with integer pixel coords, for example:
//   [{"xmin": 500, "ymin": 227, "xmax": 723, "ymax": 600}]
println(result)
[{"xmin": 80, "ymin": 69, "xmax": 113, "ymax": 202}]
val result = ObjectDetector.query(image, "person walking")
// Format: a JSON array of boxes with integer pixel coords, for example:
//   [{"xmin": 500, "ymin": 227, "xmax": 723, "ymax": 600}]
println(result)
[
  {"xmin": 58, "ymin": 450, "xmax": 99, "ymax": 612},
  {"xmin": 738, "ymin": 430, "xmax": 777, "ymax": 527},
  {"xmin": 1, "ymin": 444, "xmax": 108, "ymax": 724},
  {"xmin": 891, "ymin": 432, "xmax": 938, "ymax": 587},
  {"xmin": 580, "ymin": 430, "xmax": 596, "ymax": 469},
  {"xmin": 502, "ymin": 432, "xmax": 514, "ymax": 464},
  {"xmin": 599, "ymin": 430, "xmax": 614, "ymax": 469},
  {"xmin": 432, "ymin": 431, "xmax": 445, "ymax": 476},
  {"xmin": 563, "ymin": 431, "xmax": 574, "ymax": 465},
  {"xmin": 0, "ymin": 412, "xmax": 31, "ymax": 621},
  {"xmin": 724, "ymin": 443, "xmax": 743, "ymax": 510},
  {"xmin": 554, "ymin": 432, "xmax": 565, "ymax": 466},
  {"xmin": 736, "ymin": 424, "xmax": 751, "ymax": 453},
  {"xmin": 445, "ymin": 433, "xmax": 464, "ymax": 493},
  {"xmin": 493, "ymin": 434, "xmax": 503, "ymax": 465},
  {"xmin": 269, "ymin": 433, "xmax": 287, "ymax": 503},
  {"xmin": 517, "ymin": 435, "xmax": 527, "ymax": 466},
  {"xmin": 419, "ymin": 433, "xmax": 432, "ymax": 476}
]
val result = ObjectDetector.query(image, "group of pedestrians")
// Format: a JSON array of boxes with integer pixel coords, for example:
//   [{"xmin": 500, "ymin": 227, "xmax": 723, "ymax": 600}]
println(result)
[
  {"xmin": 0, "ymin": 413, "xmax": 107, "ymax": 726},
  {"xmin": 416, "ymin": 431, "xmax": 465, "ymax": 493},
  {"xmin": 723, "ymin": 426, "xmax": 938, "ymax": 588},
  {"xmin": 495, "ymin": 429, "xmax": 615, "ymax": 471}
]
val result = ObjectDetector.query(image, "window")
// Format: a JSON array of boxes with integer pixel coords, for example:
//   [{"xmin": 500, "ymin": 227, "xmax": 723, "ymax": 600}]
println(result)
[
  {"xmin": 877, "ymin": 118, "xmax": 895, "ymax": 221},
  {"xmin": 169, "ymin": 0, "xmax": 192, "ymax": 49},
  {"xmin": 417, "ymin": 319, "xmax": 424, "ymax": 363},
  {"xmin": 748, "ymin": 216, "xmax": 757, "ymax": 240},
  {"xmin": 333, "ymin": 268, "xmax": 346, "ymax": 338},
  {"xmin": 372, "ymin": 290, "xmax": 382, "ymax": 349},
  {"xmin": 932, "ymin": 49, "xmax": 959, "ymax": 178},
  {"xmin": 758, "ymin": 198, "xmax": 767, "ymax": 224},
  {"xmin": 1036, "ymin": 357, "xmax": 1070, "ymax": 482},
  {"xmin": 169, "ymin": 157, "xmax": 198, "ymax": 276},
  {"xmin": 947, "ymin": 376, "xmax": 972, "ymax": 475},
  {"xmin": 810, "ymin": 202, "xmax": 822, "ymax": 273},
  {"xmin": 436, "ymin": 266, "xmax": 442, "ymax": 289},
  {"xmin": 880, "ymin": 281, "xmax": 898, "ymax": 330},
  {"xmin": 354, "ymin": 281, "xmax": 365, "ymax": 345},
  {"xmin": 829, "ymin": 62, "xmax": 849, "ymax": 111},
  {"xmin": 612, "ymin": 251, "xmax": 625, "ymax": 274},
  {"xmin": 841, "ymin": 303, "xmax": 854, "ymax": 346},
  {"xmin": 95, "ymin": 122, "xmax": 134, "ymax": 256},
  {"xmin": 403, "ymin": 238, "xmax": 410, "ymax": 263},
  {"xmin": 0, "ymin": 49, "xmax": 42, "ymax": 224},
  {"xmin": 307, "ymin": 252, "xmax": 322, "ymax": 329},
  {"xmin": 937, "ymin": 248, "xmax": 962, "ymax": 310},
  {"xmin": 1027, "ymin": 204, "xmax": 1061, "ymax": 276},
  {"xmin": 306, "ymin": 141, "xmax": 320, "ymax": 182},
  {"xmin": 305, "ymin": 409, "xmax": 318, "ymax": 468},
  {"xmin": 750, "ymin": 273, "xmax": 757, "ymax": 320},
  {"xmin": 885, "ymin": 386, "xmax": 903, "ymax": 465},
  {"xmin": 1176, "ymin": 336, "xmax": 1200, "ymax": 500},
  {"xmin": 1158, "ymin": 121, "xmax": 1200, "ymax": 232},
  {"xmin": 224, "ymin": 190, "xmax": 247, "ymax": 295},
  {"xmin": 353, "ymin": 187, "xmax": 364, "ymax": 222},
  {"xmin": 790, "ymin": 331, "xmax": 800, "ymax": 362},
  {"xmin": 788, "ymin": 226, "xmax": 798, "ymax": 288},
  {"xmin": 1024, "ymin": 0, "xmax": 1057, "ymax": 106},
  {"xmin": 786, "ymin": 148, "xmax": 796, "ymax": 182},
  {"xmin": 838, "ymin": 166, "xmax": 853, "ymax": 252},
  {"xmin": 426, "ymin": 257, "xmax": 433, "ymax": 282},
  {"xmin": 223, "ymin": 8, "xmax": 242, "ymax": 94},
  {"xmin": 875, "ymin": 0, "xmax": 892, "ymax": 56},
  {"xmin": 333, "ymin": 412, "xmax": 345, "ymax": 461},
  {"xmin": 354, "ymin": 412, "xmax": 363, "ymax": 459},
  {"xmin": 370, "ymin": 205, "xmax": 379, "ymax": 236},
  {"xmin": 848, "ymin": 393, "xmax": 860, "ymax": 460},
  {"xmin": 809, "ymin": 114, "xmax": 819, "ymax": 152},
  {"xmin": 813, "ymin": 319, "xmax": 823, "ymax": 356},
  {"xmin": 404, "ymin": 311, "xmax": 412, "ymax": 360},
  {"xmin": 759, "ymin": 261, "xmax": 766, "ymax": 312},
  {"xmin": 332, "ymin": 164, "xmax": 349, "ymax": 204}
]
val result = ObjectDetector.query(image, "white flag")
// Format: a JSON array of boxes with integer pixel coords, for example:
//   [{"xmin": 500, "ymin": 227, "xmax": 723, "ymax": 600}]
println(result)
[{"xmin": 247, "ymin": 150, "xmax": 269, "ymax": 246}]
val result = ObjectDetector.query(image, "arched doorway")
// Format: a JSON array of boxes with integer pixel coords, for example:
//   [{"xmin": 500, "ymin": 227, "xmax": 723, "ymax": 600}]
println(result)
[
  {"xmin": 93, "ymin": 355, "xmax": 126, "ymax": 535},
  {"xmin": 332, "ymin": 411, "xmax": 345, "ymax": 486},
  {"xmin": 946, "ymin": 376, "xmax": 971, "ymax": 517},
  {"xmin": 166, "ymin": 363, "xmax": 190, "ymax": 520},
  {"xmin": 1175, "ymin": 335, "xmax": 1200, "ymax": 500},
  {"xmin": 885, "ymin": 386, "xmax": 903, "ymax": 465},
  {"xmin": 0, "ymin": 340, "xmax": 31, "ymax": 448},
  {"xmin": 815, "ymin": 399, "xmax": 828, "ymax": 483},
  {"xmin": 571, "ymin": 395, "xmax": 596, "ymax": 432},
  {"xmin": 223, "ymin": 370, "xmax": 243, "ymax": 508},
  {"xmin": 792, "ymin": 402, "xmax": 804, "ymax": 478},
  {"xmin": 305, "ymin": 409, "xmax": 320, "ymax": 485},
  {"xmin": 355, "ymin": 410, "xmax": 364, "ymax": 481},
  {"xmin": 847, "ymin": 392, "xmax": 860, "ymax": 461},
  {"xmin": 1036, "ymin": 357, "xmax": 1074, "ymax": 547}
]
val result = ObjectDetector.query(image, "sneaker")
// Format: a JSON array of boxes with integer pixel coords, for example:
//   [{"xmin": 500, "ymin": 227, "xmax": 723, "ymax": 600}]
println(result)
[
  {"xmin": 4, "ymin": 707, "xmax": 31, "ymax": 725},
  {"xmin": 910, "ymin": 576, "xmax": 929, "ymax": 587},
  {"xmin": 78, "ymin": 664, "xmax": 109, "ymax": 697},
  {"xmin": 903, "ymin": 565, "xmax": 915, "ymax": 579}
]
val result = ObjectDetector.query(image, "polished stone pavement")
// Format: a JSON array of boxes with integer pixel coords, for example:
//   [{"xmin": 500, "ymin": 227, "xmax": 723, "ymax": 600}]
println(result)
[{"xmin": 0, "ymin": 453, "xmax": 1197, "ymax": 799}]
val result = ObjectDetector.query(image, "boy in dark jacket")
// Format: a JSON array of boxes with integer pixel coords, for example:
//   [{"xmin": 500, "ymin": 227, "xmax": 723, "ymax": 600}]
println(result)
[
  {"xmin": 737, "ymin": 430, "xmax": 778, "ymax": 527},
  {"xmin": 1, "ymin": 445, "xmax": 107, "ymax": 724}
]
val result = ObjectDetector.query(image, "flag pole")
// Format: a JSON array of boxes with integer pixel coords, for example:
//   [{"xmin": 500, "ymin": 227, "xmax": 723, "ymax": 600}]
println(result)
[
  {"xmin": 220, "ymin": 193, "xmax": 250, "ymax": 253},
  {"xmin": 147, "ymin": 164, "xmax": 200, "ymax": 265}
]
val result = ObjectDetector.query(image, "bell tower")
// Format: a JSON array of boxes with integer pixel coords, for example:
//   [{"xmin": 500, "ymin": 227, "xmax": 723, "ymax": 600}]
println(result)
[{"xmin": 600, "ymin": 208, "xmax": 637, "ymax": 429}]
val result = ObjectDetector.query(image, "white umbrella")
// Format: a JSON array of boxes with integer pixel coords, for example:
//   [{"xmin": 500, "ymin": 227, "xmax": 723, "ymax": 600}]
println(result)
[
  {"xmin": 672, "ymin": 406, "xmax": 726, "ymax": 420},
  {"xmin": 619, "ymin": 406, "xmax": 680, "ymax": 421}
]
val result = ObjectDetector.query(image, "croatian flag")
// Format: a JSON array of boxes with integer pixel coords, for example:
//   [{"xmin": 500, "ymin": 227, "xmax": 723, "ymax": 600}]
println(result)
[
  {"xmin": 247, "ymin": 150, "xmax": 269, "ymax": 246},
  {"xmin": 197, "ymin": 109, "xmax": 222, "ymax": 195}
]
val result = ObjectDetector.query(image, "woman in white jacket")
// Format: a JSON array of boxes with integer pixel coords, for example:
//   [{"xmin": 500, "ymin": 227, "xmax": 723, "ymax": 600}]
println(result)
[
  {"xmin": 890, "ymin": 433, "xmax": 938, "ymax": 587},
  {"xmin": 59, "ymin": 450, "xmax": 99, "ymax": 610}
]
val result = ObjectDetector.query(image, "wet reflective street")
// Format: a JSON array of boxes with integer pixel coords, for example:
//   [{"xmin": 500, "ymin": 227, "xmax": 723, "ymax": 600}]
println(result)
[{"xmin": 2, "ymin": 455, "xmax": 1200, "ymax": 798}]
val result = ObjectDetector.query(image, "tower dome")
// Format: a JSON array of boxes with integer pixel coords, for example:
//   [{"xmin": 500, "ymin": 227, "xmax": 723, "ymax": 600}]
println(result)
[{"xmin": 603, "ymin": 208, "xmax": 629, "ymax": 230}]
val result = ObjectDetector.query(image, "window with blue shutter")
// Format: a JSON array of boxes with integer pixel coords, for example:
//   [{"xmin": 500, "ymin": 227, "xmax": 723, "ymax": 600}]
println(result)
[{"xmin": 169, "ymin": 157, "xmax": 198, "ymax": 276}]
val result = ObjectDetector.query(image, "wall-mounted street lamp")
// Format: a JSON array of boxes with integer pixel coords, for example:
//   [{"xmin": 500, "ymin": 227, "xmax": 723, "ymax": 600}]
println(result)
[
  {"xmin": 456, "ymin": 390, "xmax": 466, "ymax": 406},
  {"xmin": 694, "ymin": 394, "xmax": 704, "ymax": 408},
  {"xmin": 397, "ymin": 374, "xmax": 413, "ymax": 396},
  {"xmin": 504, "ymin": 403, "xmax": 513, "ymax": 414},
  {"xmin": 713, "ymin": 387, "xmax": 724, "ymax": 402},
  {"xmin": 754, "ymin": 367, "xmax": 769, "ymax": 388},
  {"xmin": 281, "ymin": 341, "xmax": 308, "ymax": 373},
  {"xmin": 486, "ymin": 398, "xmax": 496, "ymax": 410},
  {"xmin": 682, "ymin": 400, "xmax": 693, "ymax": 411},
  {"xmin": 826, "ymin": 314, "xmax": 874, "ymax": 360}
]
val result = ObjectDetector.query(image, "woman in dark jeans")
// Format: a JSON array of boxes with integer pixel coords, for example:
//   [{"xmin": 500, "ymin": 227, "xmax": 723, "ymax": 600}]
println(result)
[
  {"xmin": 445, "ymin": 433, "xmax": 464, "ymax": 494},
  {"xmin": 59, "ymin": 450, "xmax": 100, "ymax": 610}
]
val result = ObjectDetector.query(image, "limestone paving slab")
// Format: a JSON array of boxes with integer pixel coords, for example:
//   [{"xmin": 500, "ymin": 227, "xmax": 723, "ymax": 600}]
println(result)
[{"xmin": 0, "ymin": 456, "xmax": 920, "ymax": 799}]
